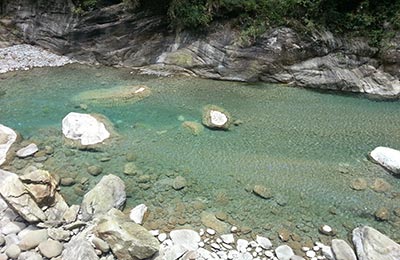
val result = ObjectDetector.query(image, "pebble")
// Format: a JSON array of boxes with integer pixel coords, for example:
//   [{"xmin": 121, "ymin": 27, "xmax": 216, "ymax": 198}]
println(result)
[
  {"xmin": 38, "ymin": 239, "xmax": 63, "ymax": 258},
  {"xmin": 16, "ymin": 143, "xmax": 39, "ymax": 158},
  {"xmin": 306, "ymin": 250, "xmax": 316, "ymax": 258},
  {"xmin": 207, "ymin": 228, "xmax": 216, "ymax": 235},
  {"xmin": 275, "ymin": 245, "xmax": 294, "ymax": 260},
  {"xmin": 5, "ymin": 244, "xmax": 21, "ymax": 259},
  {"xmin": 237, "ymin": 239, "xmax": 249, "ymax": 253},
  {"xmin": 158, "ymin": 233, "xmax": 167, "ymax": 242},
  {"xmin": 87, "ymin": 165, "xmax": 103, "ymax": 176},
  {"xmin": 253, "ymin": 185, "xmax": 273, "ymax": 199},
  {"xmin": 18, "ymin": 229, "xmax": 48, "ymax": 250},
  {"xmin": 18, "ymin": 251, "xmax": 43, "ymax": 260},
  {"xmin": 256, "ymin": 235, "xmax": 272, "ymax": 249},
  {"xmin": 1, "ymin": 222, "xmax": 22, "ymax": 235},
  {"xmin": 221, "ymin": 234, "xmax": 235, "ymax": 244},
  {"xmin": 173, "ymin": 176, "xmax": 187, "ymax": 190},
  {"xmin": 375, "ymin": 207, "xmax": 390, "ymax": 221}
]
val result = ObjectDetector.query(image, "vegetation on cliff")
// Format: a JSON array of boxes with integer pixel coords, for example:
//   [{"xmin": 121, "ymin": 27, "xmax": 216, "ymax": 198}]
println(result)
[{"xmin": 69, "ymin": 0, "xmax": 400, "ymax": 45}]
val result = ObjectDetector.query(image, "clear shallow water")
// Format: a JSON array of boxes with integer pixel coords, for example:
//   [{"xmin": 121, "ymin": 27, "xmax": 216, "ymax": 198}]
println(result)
[{"xmin": 1, "ymin": 64, "xmax": 400, "ymax": 245}]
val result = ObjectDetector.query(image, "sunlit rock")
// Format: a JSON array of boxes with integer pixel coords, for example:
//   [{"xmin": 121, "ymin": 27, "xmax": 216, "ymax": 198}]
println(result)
[
  {"xmin": 369, "ymin": 146, "xmax": 400, "ymax": 175},
  {"xmin": 353, "ymin": 226, "xmax": 400, "ymax": 260},
  {"xmin": 0, "ymin": 124, "xmax": 17, "ymax": 166},
  {"xmin": 129, "ymin": 204, "xmax": 147, "ymax": 224},
  {"xmin": 202, "ymin": 105, "xmax": 232, "ymax": 130},
  {"xmin": 62, "ymin": 112, "xmax": 111, "ymax": 147}
]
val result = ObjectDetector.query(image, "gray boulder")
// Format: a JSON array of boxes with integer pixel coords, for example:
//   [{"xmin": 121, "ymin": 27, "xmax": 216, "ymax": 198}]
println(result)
[
  {"xmin": 81, "ymin": 174, "xmax": 126, "ymax": 221},
  {"xmin": 352, "ymin": 226, "xmax": 400, "ymax": 260},
  {"xmin": 0, "ymin": 170, "xmax": 46, "ymax": 223},
  {"xmin": 95, "ymin": 208, "xmax": 159, "ymax": 260},
  {"xmin": 331, "ymin": 239, "xmax": 357, "ymax": 260},
  {"xmin": 62, "ymin": 238, "xmax": 99, "ymax": 260}
]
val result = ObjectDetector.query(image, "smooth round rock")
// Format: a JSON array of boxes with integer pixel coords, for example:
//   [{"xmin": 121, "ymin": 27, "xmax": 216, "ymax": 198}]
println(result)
[
  {"xmin": 173, "ymin": 176, "xmax": 187, "ymax": 190},
  {"xmin": 92, "ymin": 237, "xmax": 110, "ymax": 253},
  {"xmin": 16, "ymin": 143, "xmax": 38, "ymax": 158},
  {"xmin": 18, "ymin": 251, "xmax": 43, "ymax": 260},
  {"xmin": 38, "ymin": 239, "xmax": 63, "ymax": 258},
  {"xmin": 350, "ymin": 178, "xmax": 368, "ymax": 191},
  {"xmin": 275, "ymin": 245, "xmax": 294, "ymax": 260},
  {"xmin": 87, "ymin": 165, "xmax": 103, "ymax": 176},
  {"xmin": 375, "ymin": 207, "xmax": 390, "ymax": 221},
  {"xmin": 5, "ymin": 244, "xmax": 21, "ymax": 259},
  {"xmin": 19, "ymin": 229, "xmax": 48, "ymax": 250},
  {"xmin": 253, "ymin": 185, "xmax": 273, "ymax": 199}
]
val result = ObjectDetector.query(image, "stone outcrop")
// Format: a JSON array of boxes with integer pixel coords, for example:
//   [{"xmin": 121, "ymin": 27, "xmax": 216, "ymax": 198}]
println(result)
[
  {"xmin": 95, "ymin": 208, "xmax": 159, "ymax": 260},
  {"xmin": 2, "ymin": 2, "xmax": 400, "ymax": 97},
  {"xmin": 62, "ymin": 112, "xmax": 112, "ymax": 147},
  {"xmin": 80, "ymin": 174, "xmax": 126, "ymax": 221},
  {"xmin": 352, "ymin": 226, "xmax": 400, "ymax": 260},
  {"xmin": 0, "ymin": 124, "xmax": 17, "ymax": 166},
  {"xmin": 369, "ymin": 146, "xmax": 400, "ymax": 175}
]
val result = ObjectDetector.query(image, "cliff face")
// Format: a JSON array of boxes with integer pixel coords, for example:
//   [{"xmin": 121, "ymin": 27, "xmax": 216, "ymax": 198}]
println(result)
[{"xmin": 2, "ymin": 1, "xmax": 400, "ymax": 97}]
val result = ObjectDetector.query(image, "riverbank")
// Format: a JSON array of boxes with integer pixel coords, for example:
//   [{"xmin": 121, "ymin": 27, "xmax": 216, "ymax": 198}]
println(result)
[{"xmin": 0, "ymin": 44, "xmax": 75, "ymax": 74}]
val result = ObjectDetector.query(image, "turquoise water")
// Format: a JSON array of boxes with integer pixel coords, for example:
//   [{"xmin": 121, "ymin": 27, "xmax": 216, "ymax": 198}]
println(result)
[{"xmin": 1, "ymin": 64, "xmax": 400, "ymax": 245}]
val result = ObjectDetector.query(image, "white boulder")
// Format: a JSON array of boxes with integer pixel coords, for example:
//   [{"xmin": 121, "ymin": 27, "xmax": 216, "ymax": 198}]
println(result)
[
  {"xmin": 369, "ymin": 146, "xmax": 400, "ymax": 175},
  {"xmin": 275, "ymin": 245, "xmax": 295, "ymax": 260},
  {"xmin": 16, "ymin": 143, "xmax": 38, "ymax": 158},
  {"xmin": 169, "ymin": 229, "xmax": 200, "ymax": 251},
  {"xmin": 0, "ymin": 124, "xmax": 17, "ymax": 166},
  {"xmin": 62, "ymin": 112, "xmax": 110, "ymax": 146}
]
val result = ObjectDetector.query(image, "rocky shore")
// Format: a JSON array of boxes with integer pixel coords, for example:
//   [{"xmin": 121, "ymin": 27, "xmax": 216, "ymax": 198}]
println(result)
[
  {"xmin": 0, "ymin": 44, "xmax": 75, "ymax": 74},
  {"xmin": 1, "ymin": 111, "xmax": 400, "ymax": 259}
]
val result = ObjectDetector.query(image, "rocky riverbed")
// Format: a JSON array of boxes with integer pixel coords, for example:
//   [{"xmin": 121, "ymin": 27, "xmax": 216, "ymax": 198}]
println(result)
[{"xmin": 0, "ymin": 44, "xmax": 75, "ymax": 74}]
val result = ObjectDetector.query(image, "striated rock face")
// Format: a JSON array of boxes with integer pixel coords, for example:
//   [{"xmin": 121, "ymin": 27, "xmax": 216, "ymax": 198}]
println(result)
[
  {"xmin": 352, "ymin": 226, "xmax": 400, "ymax": 260},
  {"xmin": 3, "ymin": 2, "xmax": 400, "ymax": 97}
]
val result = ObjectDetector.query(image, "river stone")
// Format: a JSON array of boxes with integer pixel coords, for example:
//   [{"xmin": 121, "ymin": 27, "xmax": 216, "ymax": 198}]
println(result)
[
  {"xmin": 19, "ymin": 169, "xmax": 58, "ymax": 207},
  {"xmin": 19, "ymin": 229, "xmax": 48, "ymax": 250},
  {"xmin": 275, "ymin": 245, "xmax": 295, "ymax": 260},
  {"xmin": 38, "ymin": 239, "xmax": 63, "ymax": 258},
  {"xmin": 200, "ymin": 211, "xmax": 229, "ymax": 234},
  {"xmin": 182, "ymin": 121, "xmax": 204, "ymax": 135},
  {"xmin": 18, "ymin": 251, "xmax": 43, "ymax": 260},
  {"xmin": 350, "ymin": 178, "xmax": 368, "ymax": 191},
  {"xmin": 129, "ymin": 204, "xmax": 148, "ymax": 224},
  {"xmin": 5, "ymin": 244, "xmax": 21, "ymax": 259},
  {"xmin": 253, "ymin": 185, "xmax": 273, "ymax": 199},
  {"xmin": 202, "ymin": 105, "xmax": 232, "ymax": 130},
  {"xmin": 62, "ymin": 238, "xmax": 99, "ymax": 260},
  {"xmin": 62, "ymin": 112, "xmax": 111, "ymax": 146},
  {"xmin": 0, "ymin": 124, "xmax": 17, "ymax": 166},
  {"xmin": 371, "ymin": 178, "xmax": 392, "ymax": 193},
  {"xmin": 81, "ymin": 174, "xmax": 126, "ymax": 221},
  {"xmin": 95, "ymin": 208, "xmax": 159, "ymax": 260},
  {"xmin": 92, "ymin": 237, "xmax": 110, "ymax": 253},
  {"xmin": 374, "ymin": 207, "xmax": 390, "ymax": 221},
  {"xmin": 256, "ymin": 235, "xmax": 272, "ymax": 249},
  {"xmin": 170, "ymin": 229, "xmax": 201, "ymax": 251},
  {"xmin": 369, "ymin": 146, "xmax": 400, "ymax": 175},
  {"xmin": 0, "ymin": 170, "xmax": 46, "ymax": 223},
  {"xmin": 60, "ymin": 177, "xmax": 76, "ymax": 186},
  {"xmin": 331, "ymin": 239, "xmax": 357, "ymax": 260},
  {"xmin": 87, "ymin": 165, "xmax": 103, "ymax": 176},
  {"xmin": 16, "ymin": 143, "xmax": 38, "ymax": 158},
  {"xmin": 47, "ymin": 228, "xmax": 71, "ymax": 242},
  {"xmin": 352, "ymin": 226, "xmax": 400, "ymax": 260},
  {"xmin": 173, "ymin": 176, "xmax": 187, "ymax": 190},
  {"xmin": 123, "ymin": 162, "xmax": 139, "ymax": 175}
]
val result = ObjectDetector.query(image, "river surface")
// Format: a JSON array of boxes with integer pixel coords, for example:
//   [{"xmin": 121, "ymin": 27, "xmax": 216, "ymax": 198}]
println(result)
[{"xmin": 1, "ymin": 64, "xmax": 399, "ymax": 244}]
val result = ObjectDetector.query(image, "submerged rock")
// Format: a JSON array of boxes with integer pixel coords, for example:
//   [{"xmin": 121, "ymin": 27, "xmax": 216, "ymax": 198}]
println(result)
[
  {"xmin": 202, "ymin": 105, "xmax": 232, "ymax": 130},
  {"xmin": 352, "ymin": 226, "xmax": 400, "ymax": 260},
  {"xmin": 182, "ymin": 121, "xmax": 204, "ymax": 135},
  {"xmin": 331, "ymin": 239, "xmax": 357, "ymax": 260},
  {"xmin": 62, "ymin": 112, "xmax": 112, "ymax": 147},
  {"xmin": 369, "ymin": 146, "xmax": 400, "ymax": 175},
  {"xmin": 95, "ymin": 208, "xmax": 159, "ymax": 260},
  {"xmin": 0, "ymin": 124, "xmax": 17, "ymax": 166},
  {"xmin": 80, "ymin": 174, "xmax": 126, "ymax": 221},
  {"xmin": 73, "ymin": 85, "xmax": 151, "ymax": 106},
  {"xmin": 253, "ymin": 185, "xmax": 273, "ymax": 199}
]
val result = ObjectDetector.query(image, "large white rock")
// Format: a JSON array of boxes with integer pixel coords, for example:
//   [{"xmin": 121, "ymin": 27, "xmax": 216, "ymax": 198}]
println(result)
[
  {"xmin": 353, "ymin": 226, "xmax": 400, "ymax": 260},
  {"xmin": 275, "ymin": 245, "xmax": 295, "ymax": 260},
  {"xmin": 129, "ymin": 204, "xmax": 147, "ymax": 224},
  {"xmin": 0, "ymin": 124, "xmax": 17, "ymax": 166},
  {"xmin": 332, "ymin": 239, "xmax": 357, "ymax": 260},
  {"xmin": 169, "ymin": 229, "xmax": 200, "ymax": 251},
  {"xmin": 16, "ymin": 143, "xmax": 38, "ymax": 158},
  {"xmin": 369, "ymin": 146, "xmax": 400, "ymax": 175},
  {"xmin": 62, "ymin": 112, "xmax": 110, "ymax": 146}
]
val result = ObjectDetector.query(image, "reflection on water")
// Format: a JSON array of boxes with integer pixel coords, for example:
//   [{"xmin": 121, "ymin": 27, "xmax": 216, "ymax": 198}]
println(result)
[{"xmin": 1, "ymin": 64, "xmax": 400, "ymax": 243}]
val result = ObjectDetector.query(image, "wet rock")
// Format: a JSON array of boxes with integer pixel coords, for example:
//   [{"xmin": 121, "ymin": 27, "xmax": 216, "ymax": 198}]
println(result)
[
  {"xmin": 0, "ymin": 169, "xmax": 46, "ymax": 223},
  {"xmin": 81, "ymin": 174, "xmax": 126, "ymax": 221},
  {"xmin": 87, "ymin": 165, "xmax": 103, "ymax": 176},
  {"xmin": 371, "ymin": 178, "xmax": 392, "ymax": 193},
  {"xmin": 374, "ymin": 207, "xmax": 390, "ymax": 221},
  {"xmin": 278, "ymin": 228, "xmax": 291, "ymax": 242},
  {"xmin": 253, "ymin": 185, "xmax": 273, "ymax": 199},
  {"xmin": 19, "ymin": 169, "xmax": 58, "ymax": 207},
  {"xmin": 5, "ymin": 244, "xmax": 21, "ymax": 259},
  {"xmin": 350, "ymin": 178, "xmax": 368, "ymax": 191},
  {"xmin": 319, "ymin": 225, "xmax": 335, "ymax": 236},
  {"xmin": 95, "ymin": 208, "xmax": 159, "ymax": 260},
  {"xmin": 19, "ymin": 229, "xmax": 48, "ymax": 250},
  {"xmin": 125, "ymin": 152, "xmax": 137, "ymax": 162},
  {"xmin": 170, "ymin": 229, "xmax": 200, "ymax": 251},
  {"xmin": 123, "ymin": 162, "xmax": 139, "ymax": 175},
  {"xmin": 0, "ymin": 124, "xmax": 17, "ymax": 166},
  {"xmin": 129, "ymin": 204, "xmax": 147, "ymax": 224},
  {"xmin": 275, "ymin": 245, "xmax": 295, "ymax": 260},
  {"xmin": 38, "ymin": 239, "xmax": 63, "ymax": 258},
  {"xmin": 62, "ymin": 112, "xmax": 111, "ymax": 146},
  {"xmin": 352, "ymin": 226, "xmax": 400, "ymax": 260},
  {"xmin": 16, "ymin": 143, "xmax": 38, "ymax": 158},
  {"xmin": 62, "ymin": 238, "xmax": 99, "ymax": 260},
  {"xmin": 369, "ymin": 147, "xmax": 400, "ymax": 175},
  {"xmin": 60, "ymin": 177, "xmax": 76, "ymax": 186},
  {"xmin": 202, "ymin": 105, "xmax": 232, "ymax": 130},
  {"xmin": 331, "ymin": 239, "xmax": 357, "ymax": 260},
  {"xmin": 173, "ymin": 176, "xmax": 187, "ymax": 190},
  {"xmin": 200, "ymin": 211, "xmax": 229, "ymax": 234},
  {"xmin": 182, "ymin": 121, "xmax": 204, "ymax": 135}
]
